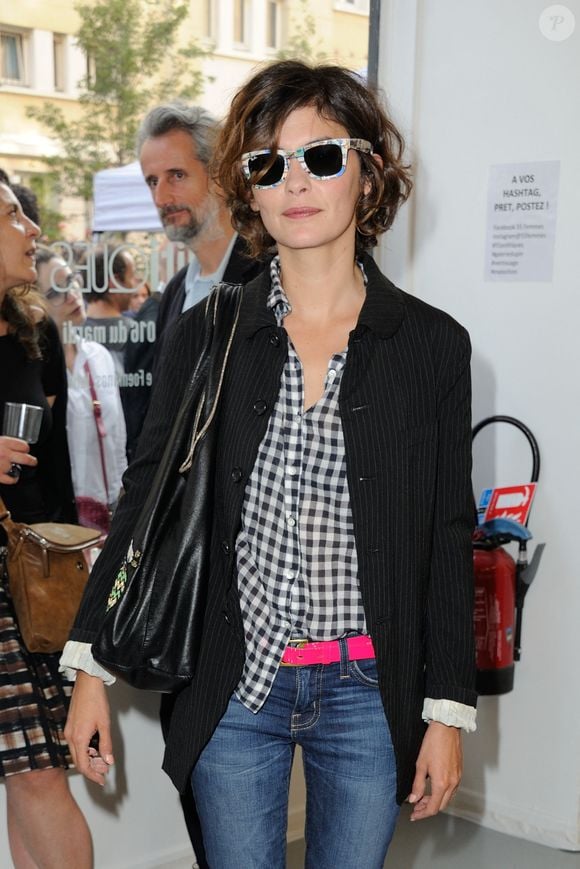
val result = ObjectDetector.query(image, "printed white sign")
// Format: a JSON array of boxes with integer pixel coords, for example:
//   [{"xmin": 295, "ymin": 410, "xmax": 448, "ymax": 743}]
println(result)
[{"xmin": 484, "ymin": 161, "xmax": 560, "ymax": 282}]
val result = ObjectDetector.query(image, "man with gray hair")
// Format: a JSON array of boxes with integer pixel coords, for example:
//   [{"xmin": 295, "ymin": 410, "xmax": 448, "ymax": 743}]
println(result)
[
  {"xmin": 123, "ymin": 102, "xmax": 262, "ymax": 460},
  {"xmin": 138, "ymin": 101, "xmax": 261, "ymax": 347},
  {"xmin": 129, "ymin": 104, "xmax": 261, "ymax": 867}
]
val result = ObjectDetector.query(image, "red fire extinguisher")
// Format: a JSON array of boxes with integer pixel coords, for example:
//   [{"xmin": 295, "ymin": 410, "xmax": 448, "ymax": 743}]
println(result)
[{"xmin": 472, "ymin": 416, "xmax": 544, "ymax": 695}]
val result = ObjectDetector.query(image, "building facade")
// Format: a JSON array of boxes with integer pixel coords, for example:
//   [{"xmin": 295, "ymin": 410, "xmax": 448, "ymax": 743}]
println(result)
[{"xmin": 0, "ymin": 0, "xmax": 369, "ymax": 237}]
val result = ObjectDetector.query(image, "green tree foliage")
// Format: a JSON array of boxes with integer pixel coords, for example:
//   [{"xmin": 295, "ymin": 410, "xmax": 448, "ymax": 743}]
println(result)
[
  {"xmin": 277, "ymin": 0, "xmax": 328, "ymax": 63},
  {"xmin": 27, "ymin": 174, "xmax": 66, "ymax": 243},
  {"xmin": 27, "ymin": 0, "xmax": 209, "ymax": 201}
]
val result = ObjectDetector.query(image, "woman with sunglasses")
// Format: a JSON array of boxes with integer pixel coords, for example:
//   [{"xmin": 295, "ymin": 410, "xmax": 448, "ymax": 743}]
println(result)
[
  {"xmin": 0, "ymin": 183, "xmax": 93, "ymax": 866},
  {"xmin": 64, "ymin": 60, "xmax": 476, "ymax": 868},
  {"xmin": 36, "ymin": 249, "xmax": 127, "ymax": 536}
]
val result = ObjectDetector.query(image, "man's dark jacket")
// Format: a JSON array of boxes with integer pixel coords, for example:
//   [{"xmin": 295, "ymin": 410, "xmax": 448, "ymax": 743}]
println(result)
[
  {"xmin": 73, "ymin": 253, "xmax": 477, "ymax": 805},
  {"xmin": 155, "ymin": 235, "xmax": 262, "ymax": 354},
  {"xmin": 123, "ymin": 236, "xmax": 262, "ymax": 459}
]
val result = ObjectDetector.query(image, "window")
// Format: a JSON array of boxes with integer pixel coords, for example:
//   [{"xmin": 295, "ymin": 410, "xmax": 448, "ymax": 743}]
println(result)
[
  {"xmin": 0, "ymin": 30, "xmax": 28, "ymax": 85},
  {"xmin": 233, "ymin": 0, "xmax": 247, "ymax": 46},
  {"xmin": 53, "ymin": 34, "xmax": 66, "ymax": 92},
  {"xmin": 266, "ymin": 0, "xmax": 281, "ymax": 50}
]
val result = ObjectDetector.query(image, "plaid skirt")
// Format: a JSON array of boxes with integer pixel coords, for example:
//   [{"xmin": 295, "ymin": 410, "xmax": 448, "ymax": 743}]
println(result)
[{"xmin": 0, "ymin": 550, "xmax": 73, "ymax": 777}]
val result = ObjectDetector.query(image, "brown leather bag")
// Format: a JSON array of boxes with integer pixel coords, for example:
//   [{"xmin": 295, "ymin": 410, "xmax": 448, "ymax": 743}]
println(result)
[{"xmin": 0, "ymin": 496, "xmax": 100, "ymax": 653}]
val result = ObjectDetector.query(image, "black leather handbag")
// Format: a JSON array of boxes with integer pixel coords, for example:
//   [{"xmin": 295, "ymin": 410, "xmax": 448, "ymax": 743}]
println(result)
[{"xmin": 91, "ymin": 283, "xmax": 243, "ymax": 691}]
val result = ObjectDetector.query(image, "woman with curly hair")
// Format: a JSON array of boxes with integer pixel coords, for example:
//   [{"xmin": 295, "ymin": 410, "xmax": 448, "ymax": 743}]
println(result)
[
  {"xmin": 65, "ymin": 61, "xmax": 476, "ymax": 868},
  {"xmin": 0, "ymin": 181, "xmax": 92, "ymax": 867}
]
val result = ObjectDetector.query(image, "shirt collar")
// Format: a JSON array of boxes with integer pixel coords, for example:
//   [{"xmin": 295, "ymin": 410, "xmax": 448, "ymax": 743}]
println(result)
[
  {"xmin": 266, "ymin": 255, "xmax": 369, "ymax": 328},
  {"xmin": 184, "ymin": 232, "xmax": 239, "ymax": 294},
  {"xmin": 267, "ymin": 256, "xmax": 291, "ymax": 326},
  {"xmin": 238, "ymin": 252, "xmax": 406, "ymax": 340}
]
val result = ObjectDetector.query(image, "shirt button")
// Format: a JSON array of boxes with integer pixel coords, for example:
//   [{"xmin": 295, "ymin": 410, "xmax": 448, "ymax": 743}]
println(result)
[
  {"xmin": 285, "ymin": 569, "xmax": 294, "ymax": 579},
  {"xmin": 287, "ymin": 515, "xmax": 296, "ymax": 527},
  {"xmin": 327, "ymin": 369, "xmax": 337, "ymax": 380},
  {"xmin": 287, "ymin": 466, "xmax": 298, "ymax": 476},
  {"xmin": 231, "ymin": 467, "xmax": 243, "ymax": 483},
  {"xmin": 253, "ymin": 399, "xmax": 267, "ymax": 415}
]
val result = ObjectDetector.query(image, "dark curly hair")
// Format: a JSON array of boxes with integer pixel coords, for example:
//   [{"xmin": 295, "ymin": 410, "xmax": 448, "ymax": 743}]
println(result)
[
  {"xmin": 0, "ymin": 286, "xmax": 46, "ymax": 361},
  {"xmin": 213, "ymin": 60, "xmax": 413, "ymax": 258},
  {"xmin": 0, "ymin": 182, "xmax": 45, "ymax": 360}
]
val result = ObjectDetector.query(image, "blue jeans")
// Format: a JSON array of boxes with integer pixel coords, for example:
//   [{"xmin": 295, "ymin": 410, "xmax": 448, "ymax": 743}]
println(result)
[{"xmin": 190, "ymin": 643, "xmax": 399, "ymax": 869}]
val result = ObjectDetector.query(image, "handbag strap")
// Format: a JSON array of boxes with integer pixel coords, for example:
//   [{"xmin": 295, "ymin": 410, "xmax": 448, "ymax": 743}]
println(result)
[
  {"xmin": 123, "ymin": 282, "xmax": 244, "ymax": 562},
  {"xmin": 179, "ymin": 283, "xmax": 243, "ymax": 473},
  {"xmin": 84, "ymin": 359, "xmax": 110, "ymax": 501}
]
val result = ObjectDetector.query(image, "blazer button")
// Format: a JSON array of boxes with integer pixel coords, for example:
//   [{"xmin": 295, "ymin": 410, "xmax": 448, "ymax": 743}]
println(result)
[
  {"xmin": 222, "ymin": 610, "xmax": 231, "ymax": 625},
  {"xmin": 269, "ymin": 332, "xmax": 280, "ymax": 347},
  {"xmin": 222, "ymin": 541, "xmax": 231, "ymax": 555},
  {"xmin": 231, "ymin": 467, "xmax": 243, "ymax": 483},
  {"xmin": 253, "ymin": 399, "xmax": 267, "ymax": 415}
]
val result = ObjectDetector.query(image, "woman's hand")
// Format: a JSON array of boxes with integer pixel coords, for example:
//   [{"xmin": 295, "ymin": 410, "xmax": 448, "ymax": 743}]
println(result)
[
  {"xmin": 408, "ymin": 721, "xmax": 463, "ymax": 820},
  {"xmin": 65, "ymin": 671, "xmax": 115, "ymax": 786},
  {"xmin": 0, "ymin": 435, "xmax": 37, "ymax": 484}
]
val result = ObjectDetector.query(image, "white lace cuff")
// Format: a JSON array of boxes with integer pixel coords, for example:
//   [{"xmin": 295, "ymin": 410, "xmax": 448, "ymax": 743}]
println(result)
[
  {"xmin": 422, "ymin": 698, "xmax": 477, "ymax": 732},
  {"xmin": 59, "ymin": 640, "xmax": 116, "ymax": 685}
]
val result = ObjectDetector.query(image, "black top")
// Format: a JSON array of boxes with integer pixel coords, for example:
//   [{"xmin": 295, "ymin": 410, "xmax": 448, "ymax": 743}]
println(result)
[{"xmin": 0, "ymin": 316, "xmax": 76, "ymax": 527}]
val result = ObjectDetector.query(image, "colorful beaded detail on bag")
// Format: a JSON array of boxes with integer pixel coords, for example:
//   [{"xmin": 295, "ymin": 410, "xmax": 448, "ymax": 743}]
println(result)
[{"xmin": 106, "ymin": 543, "xmax": 141, "ymax": 611}]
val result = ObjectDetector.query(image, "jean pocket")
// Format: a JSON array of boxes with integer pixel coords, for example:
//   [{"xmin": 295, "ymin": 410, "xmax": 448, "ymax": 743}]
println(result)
[{"xmin": 349, "ymin": 658, "xmax": 380, "ymax": 687}]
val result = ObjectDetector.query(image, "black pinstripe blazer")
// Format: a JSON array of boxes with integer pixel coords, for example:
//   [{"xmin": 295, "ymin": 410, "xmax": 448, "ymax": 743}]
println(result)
[{"xmin": 72, "ymin": 252, "xmax": 477, "ymax": 804}]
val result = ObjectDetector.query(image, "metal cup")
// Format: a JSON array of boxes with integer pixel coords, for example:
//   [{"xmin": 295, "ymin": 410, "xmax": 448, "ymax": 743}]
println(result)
[
  {"xmin": 2, "ymin": 402, "xmax": 44, "ymax": 443},
  {"xmin": 2, "ymin": 403, "xmax": 44, "ymax": 478}
]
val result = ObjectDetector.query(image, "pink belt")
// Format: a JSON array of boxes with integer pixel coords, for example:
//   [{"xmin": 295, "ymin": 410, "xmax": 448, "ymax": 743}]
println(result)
[{"xmin": 280, "ymin": 635, "xmax": 375, "ymax": 666}]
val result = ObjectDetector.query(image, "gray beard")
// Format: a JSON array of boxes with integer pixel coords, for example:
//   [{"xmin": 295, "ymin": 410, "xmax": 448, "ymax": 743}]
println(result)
[
  {"xmin": 162, "ymin": 214, "xmax": 203, "ymax": 244},
  {"xmin": 161, "ymin": 197, "xmax": 221, "ymax": 245}
]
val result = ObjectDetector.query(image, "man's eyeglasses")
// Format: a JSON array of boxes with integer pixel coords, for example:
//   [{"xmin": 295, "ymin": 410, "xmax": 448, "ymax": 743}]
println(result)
[
  {"xmin": 241, "ymin": 138, "xmax": 374, "ymax": 190},
  {"xmin": 44, "ymin": 272, "xmax": 83, "ymax": 305}
]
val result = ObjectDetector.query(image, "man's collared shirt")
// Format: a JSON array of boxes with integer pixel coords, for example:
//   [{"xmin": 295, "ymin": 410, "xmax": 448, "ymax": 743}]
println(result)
[{"xmin": 181, "ymin": 233, "xmax": 238, "ymax": 313}]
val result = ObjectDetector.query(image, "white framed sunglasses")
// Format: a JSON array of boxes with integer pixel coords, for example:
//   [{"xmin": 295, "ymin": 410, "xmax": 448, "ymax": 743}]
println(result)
[{"xmin": 241, "ymin": 137, "xmax": 374, "ymax": 189}]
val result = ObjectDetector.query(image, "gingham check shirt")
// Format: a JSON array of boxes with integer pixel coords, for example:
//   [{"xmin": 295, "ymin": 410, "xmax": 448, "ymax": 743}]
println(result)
[{"xmin": 235, "ymin": 257, "xmax": 367, "ymax": 711}]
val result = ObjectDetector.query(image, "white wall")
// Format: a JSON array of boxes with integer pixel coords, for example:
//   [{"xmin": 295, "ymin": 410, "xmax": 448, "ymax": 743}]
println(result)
[
  {"xmin": 0, "ymin": 684, "xmax": 195, "ymax": 867},
  {"xmin": 378, "ymin": 0, "xmax": 580, "ymax": 851}
]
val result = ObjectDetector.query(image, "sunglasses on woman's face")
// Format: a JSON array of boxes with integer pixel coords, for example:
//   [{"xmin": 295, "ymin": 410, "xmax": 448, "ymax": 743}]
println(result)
[{"xmin": 241, "ymin": 138, "xmax": 374, "ymax": 189}]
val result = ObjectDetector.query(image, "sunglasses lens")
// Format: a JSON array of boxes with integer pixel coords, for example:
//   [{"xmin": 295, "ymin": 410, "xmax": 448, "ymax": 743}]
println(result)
[
  {"xmin": 248, "ymin": 153, "xmax": 285, "ymax": 187},
  {"xmin": 304, "ymin": 143, "xmax": 344, "ymax": 178}
]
